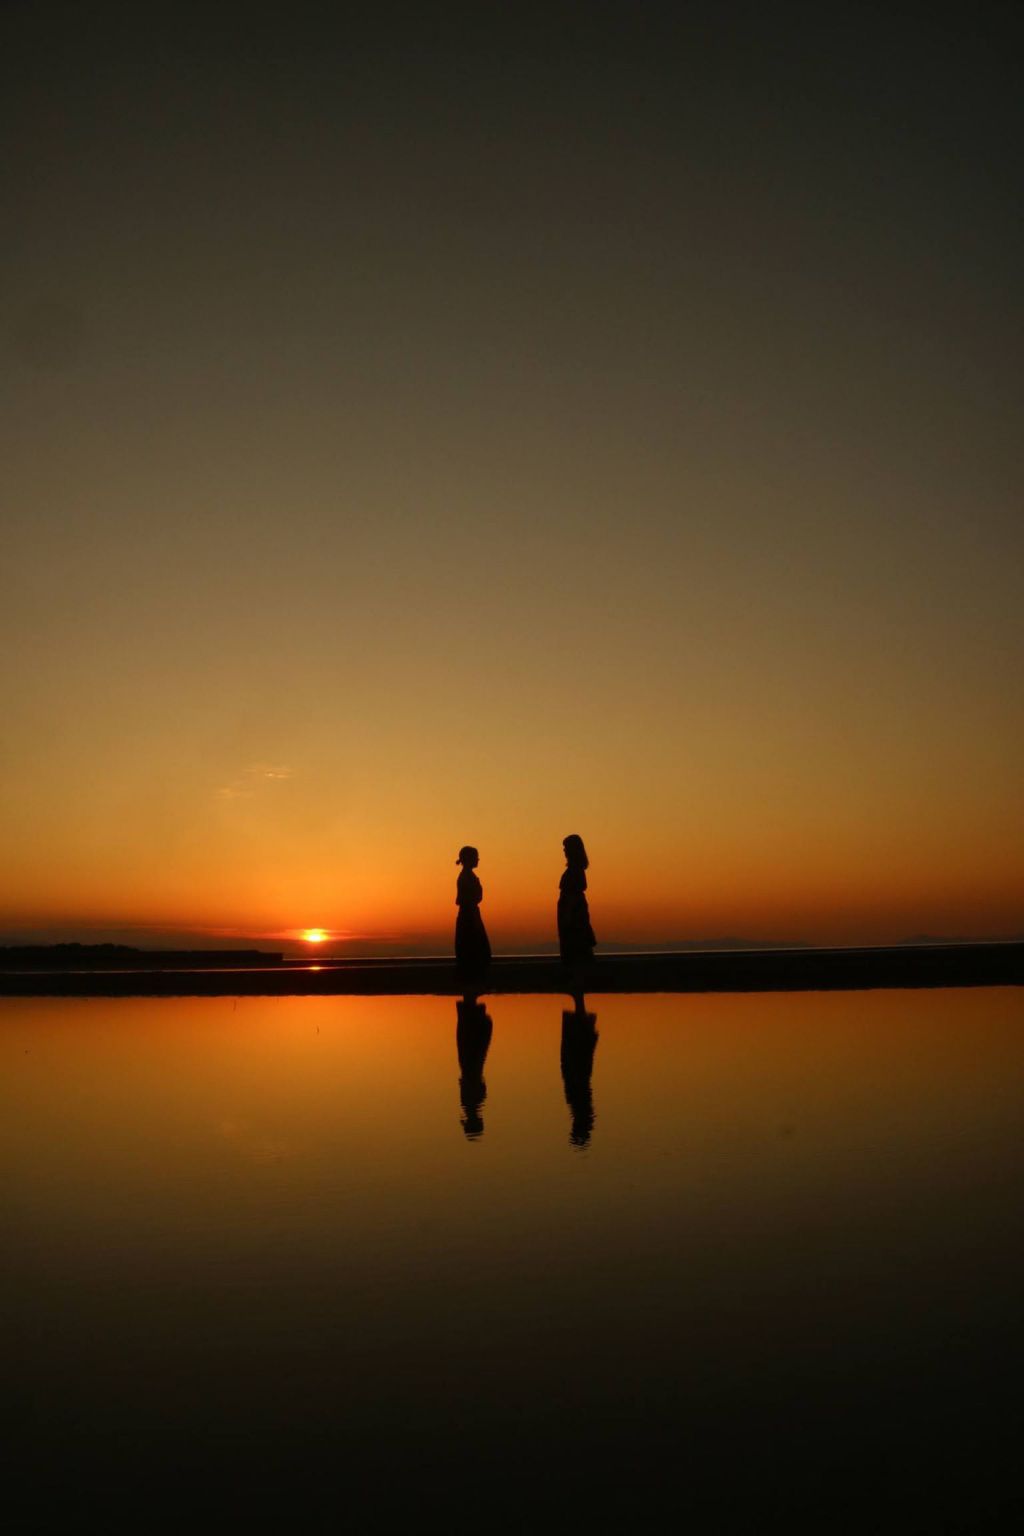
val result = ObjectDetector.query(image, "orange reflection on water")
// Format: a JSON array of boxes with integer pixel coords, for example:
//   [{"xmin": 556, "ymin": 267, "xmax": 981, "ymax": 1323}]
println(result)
[
  {"xmin": 4, "ymin": 987, "xmax": 1023, "ymax": 1535},
  {"xmin": 3, "ymin": 989, "xmax": 1022, "ymax": 1261}
]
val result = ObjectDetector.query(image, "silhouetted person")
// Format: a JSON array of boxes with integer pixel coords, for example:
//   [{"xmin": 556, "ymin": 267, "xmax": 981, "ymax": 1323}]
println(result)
[
  {"xmin": 558, "ymin": 833, "xmax": 595, "ymax": 1002},
  {"xmin": 455, "ymin": 845, "xmax": 491, "ymax": 992},
  {"xmin": 560, "ymin": 1002, "xmax": 598, "ymax": 1148},
  {"xmin": 456, "ymin": 998, "xmax": 493, "ymax": 1139}
]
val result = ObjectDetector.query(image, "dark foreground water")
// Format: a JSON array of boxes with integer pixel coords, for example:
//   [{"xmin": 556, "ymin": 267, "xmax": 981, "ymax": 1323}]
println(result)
[{"xmin": 4, "ymin": 989, "xmax": 1022, "ymax": 1533}]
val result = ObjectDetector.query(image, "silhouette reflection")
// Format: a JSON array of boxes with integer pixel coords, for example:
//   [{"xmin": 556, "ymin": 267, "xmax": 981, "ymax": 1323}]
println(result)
[
  {"xmin": 560, "ymin": 1003, "xmax": 599, "ymax": 1149},
  {"xmin": 456, "ymin": 998, "xmax": 493, "ymax": 1140}
]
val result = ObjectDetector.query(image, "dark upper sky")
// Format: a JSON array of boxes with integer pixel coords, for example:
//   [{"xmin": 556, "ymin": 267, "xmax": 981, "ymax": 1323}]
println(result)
[{"xmin": 2, "ymin": 1, "xmax": 1022, "ymax": 946}]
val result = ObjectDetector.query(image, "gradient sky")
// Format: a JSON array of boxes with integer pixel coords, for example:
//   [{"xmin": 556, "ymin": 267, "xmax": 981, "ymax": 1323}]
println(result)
[{"xmin": 3, "ymin": 2, "xmax": 1022, "ymax": 951}]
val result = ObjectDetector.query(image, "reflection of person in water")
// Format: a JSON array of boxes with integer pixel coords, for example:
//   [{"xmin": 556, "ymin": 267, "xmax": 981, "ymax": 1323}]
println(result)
[
  {"xmin": 558, "ymin": 834, "xmax": 596, "ymax": 1001},
  {"xmin": 561, "ymin": 1003, "xmax": 599, "ymax": 1149},
  {"xmin": 456, "ymin": 998, "xmax": 493, "ymax": 1139},
  {"xmin": 455, "ymin": 845, "xmax": 491, "ymax": 989}
]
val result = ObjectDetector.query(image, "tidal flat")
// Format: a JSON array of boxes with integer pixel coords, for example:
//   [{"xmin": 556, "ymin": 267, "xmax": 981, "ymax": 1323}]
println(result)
[{"xmin": 5, "ymin": 989, "xmax": 1022, "ymax": 1533}]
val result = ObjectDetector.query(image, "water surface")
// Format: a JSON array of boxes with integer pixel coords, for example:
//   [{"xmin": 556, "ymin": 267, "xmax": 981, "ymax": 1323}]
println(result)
[{"xmin": 4, "ymin": 989, "xmax": 1022, "ymax": 1532}]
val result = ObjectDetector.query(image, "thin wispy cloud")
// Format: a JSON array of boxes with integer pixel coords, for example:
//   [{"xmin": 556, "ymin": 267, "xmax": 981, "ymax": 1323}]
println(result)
[{"xmin": 217, "ymin": 764, "xmax": 293, "ymax": 801}]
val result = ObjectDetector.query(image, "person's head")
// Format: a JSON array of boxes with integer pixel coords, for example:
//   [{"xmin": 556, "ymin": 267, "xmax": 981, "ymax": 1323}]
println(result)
[
  {"xmin": 563, "ymin": 834, "xmax": 588, "ymax": 869},
  {"xmin": 456, "ymin": 845, "xmax": 479, "ymax": 869}
]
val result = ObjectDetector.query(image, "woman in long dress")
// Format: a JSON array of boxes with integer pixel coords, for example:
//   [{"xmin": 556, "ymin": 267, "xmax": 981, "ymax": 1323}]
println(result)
[
  {"xmin": 558, "ymin": 834, "xmax": 596, "ymax": 991},
  {"xmin": 455, "ymin": 845, "xmax": 491, "ymax": 986}
]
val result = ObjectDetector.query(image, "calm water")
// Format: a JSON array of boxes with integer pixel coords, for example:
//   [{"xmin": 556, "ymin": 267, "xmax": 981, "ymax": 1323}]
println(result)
[{"xmin": 4, "ymin": 989, "xmax": 1022, "ymax": 1533}]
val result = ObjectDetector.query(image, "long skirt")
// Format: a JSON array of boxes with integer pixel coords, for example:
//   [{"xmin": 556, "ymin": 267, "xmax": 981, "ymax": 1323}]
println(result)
[
  {"xmin": 558, "ymin": 905, "xmax": 596, "ymax": 966},
  {"xmin": 455, "ymin": 906, "xmax": 491, "ymax": 975}
]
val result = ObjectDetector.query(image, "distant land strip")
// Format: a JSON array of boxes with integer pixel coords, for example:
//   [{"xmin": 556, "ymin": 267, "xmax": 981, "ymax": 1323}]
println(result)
[{"xmin": 1, "ymin": 942, "xmax": 1021, "ymax": 996}]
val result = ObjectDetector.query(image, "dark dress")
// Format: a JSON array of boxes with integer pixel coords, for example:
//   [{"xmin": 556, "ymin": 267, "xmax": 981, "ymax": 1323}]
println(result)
[
  {"xmin": 558, "ymin": 865, "xmax": 596, "ymax": 964},
  {"xmin": 455, "ymin": 868, "xmax": 491, "ymax": 975}
]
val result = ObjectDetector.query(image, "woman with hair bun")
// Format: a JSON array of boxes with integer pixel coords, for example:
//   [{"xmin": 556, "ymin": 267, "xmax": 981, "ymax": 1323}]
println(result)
[
  {"xmin": 455, "ymin": 845, "xmax": 491, "ymax": 987},
  {"xmin": 558, "ymin": 834, "xmax": 596, "ymax": 992}
]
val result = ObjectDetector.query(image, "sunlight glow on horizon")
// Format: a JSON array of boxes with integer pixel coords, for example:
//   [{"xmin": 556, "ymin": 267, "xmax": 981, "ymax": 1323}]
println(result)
[{"xmin": 2, "ymin": 7, "xmax": 1020, "ymax": 952}]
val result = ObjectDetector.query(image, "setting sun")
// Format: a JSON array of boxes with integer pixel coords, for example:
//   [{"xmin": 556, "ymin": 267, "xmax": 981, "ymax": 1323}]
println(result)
[{"xmin": 302, "ymin": 928, "xmax": 328, "ymax": 945}]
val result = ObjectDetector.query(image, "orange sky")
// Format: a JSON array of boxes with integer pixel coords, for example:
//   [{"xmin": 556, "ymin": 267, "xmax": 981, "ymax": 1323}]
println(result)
[{"xmin": 2, "ymin": 7, "xmax": 1021, "ymax": 951}]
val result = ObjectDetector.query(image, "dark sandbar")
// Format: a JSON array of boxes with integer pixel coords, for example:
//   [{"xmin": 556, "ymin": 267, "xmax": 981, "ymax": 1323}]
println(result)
[{"xmin": 1, "ymin": 942, "xmax": 1021, "ymax": 996}]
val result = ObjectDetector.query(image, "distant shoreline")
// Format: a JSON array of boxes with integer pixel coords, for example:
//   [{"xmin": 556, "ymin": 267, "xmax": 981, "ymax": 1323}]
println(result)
[{"xmin": 1, "ymin": 942, "xmax": 1021, "ymax": 996}]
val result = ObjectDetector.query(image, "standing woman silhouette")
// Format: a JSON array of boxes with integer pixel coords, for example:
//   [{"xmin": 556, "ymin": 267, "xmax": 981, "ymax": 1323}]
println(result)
[
  {"xmin": 455, "ymin": 845, "xmax": 491, "ymax": 988},
  {"xmin": 558, "ymin": 834, "xmax": 596, "ymax": 998}
]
